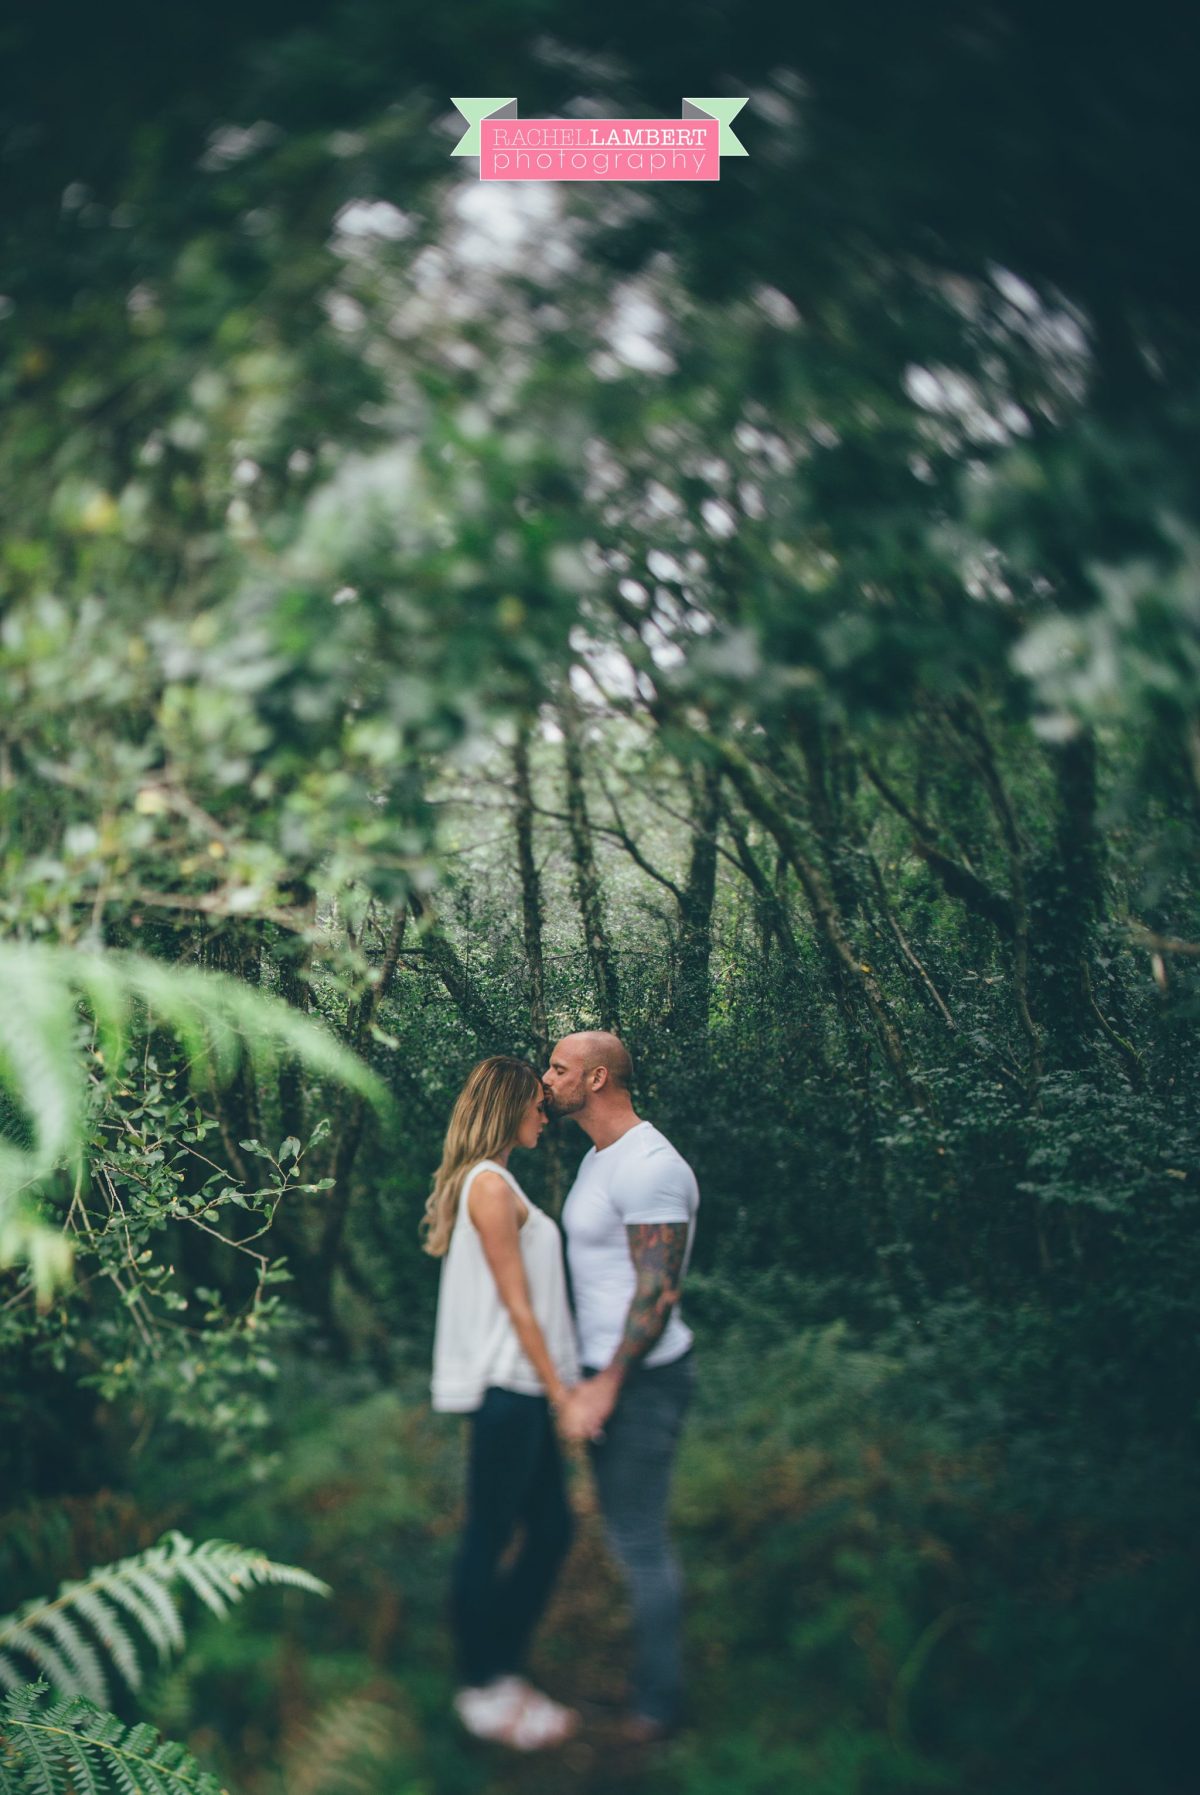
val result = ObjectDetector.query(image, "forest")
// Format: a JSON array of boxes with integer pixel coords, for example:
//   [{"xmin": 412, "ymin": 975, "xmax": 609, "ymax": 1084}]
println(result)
[{"xmin": 1, "ymin": 3, "xmax": 1198, "ymax": 1791}]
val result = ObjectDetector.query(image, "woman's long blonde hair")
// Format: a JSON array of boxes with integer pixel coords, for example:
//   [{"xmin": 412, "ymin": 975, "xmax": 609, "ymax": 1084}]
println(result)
[{"xmin": 421, "ymin": 1055, "xmax": 543, "ymax": 1257}]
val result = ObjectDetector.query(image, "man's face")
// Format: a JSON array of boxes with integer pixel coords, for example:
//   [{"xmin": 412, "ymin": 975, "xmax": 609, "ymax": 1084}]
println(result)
[{"xmin": 543, "ymin": 1038, "xmax": 590, "ymax": 1119}]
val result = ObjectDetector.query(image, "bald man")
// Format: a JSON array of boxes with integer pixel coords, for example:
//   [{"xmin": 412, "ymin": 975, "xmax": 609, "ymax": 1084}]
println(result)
[{"xmin": 542, "ymin": 1032, "xmax": 699, "ymax": 1741}]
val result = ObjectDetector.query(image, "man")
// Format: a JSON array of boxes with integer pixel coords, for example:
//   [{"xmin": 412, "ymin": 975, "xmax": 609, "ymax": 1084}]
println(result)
[{"xmin": 542, "ymin": 1031, "xmax": 699, "ymax": 1743}]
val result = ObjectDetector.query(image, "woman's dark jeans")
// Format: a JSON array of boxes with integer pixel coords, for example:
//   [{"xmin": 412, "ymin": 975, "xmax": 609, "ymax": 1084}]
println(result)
[
  {"xmin": 451, "ymin": 1385, "xmax": 574, "ymax": 1689},
  {"xmin": 586, "ymin": 1349, "xmax": 696, "ymax": 1727}
]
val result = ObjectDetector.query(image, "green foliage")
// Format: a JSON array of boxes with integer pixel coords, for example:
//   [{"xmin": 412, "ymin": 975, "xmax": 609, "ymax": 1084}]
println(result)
[
  {"xmin": 0, "ymin": 1533, "xmax": 328, "ymax": 1707},
  {"xmin": 0, "ymin": 944, "xmax": 388, "ymax": 1298},
  {"xmin": 115, "ymin": 1316, "xmax": 1198, "ymax": 1795},
  {"xmin": 1, "ymin": 2, "xmax": 1197, "ymax": 1788},
  {"xmin": 270, "ymin": 1695, "xmax": 404, "ymax": 1795},
  {"xmin": 0, "ymin": 1681, "xmax": 223, "ymax": 1795},
  {"xmin": 661, "ymin": 1316, "xmax": 1199, "ymax": 1795}
]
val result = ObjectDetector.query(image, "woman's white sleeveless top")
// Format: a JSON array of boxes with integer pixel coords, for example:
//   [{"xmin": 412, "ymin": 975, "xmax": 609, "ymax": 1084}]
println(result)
[{"xmin": 431, "ymin": 1160, "xmax": 580, "ymax": 1413}]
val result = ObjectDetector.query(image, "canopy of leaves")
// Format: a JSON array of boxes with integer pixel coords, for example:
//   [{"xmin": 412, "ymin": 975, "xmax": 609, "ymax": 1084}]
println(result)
[{"xmin": 1, "ymin": 4, "xmax": 1197, "ymax": 1793}]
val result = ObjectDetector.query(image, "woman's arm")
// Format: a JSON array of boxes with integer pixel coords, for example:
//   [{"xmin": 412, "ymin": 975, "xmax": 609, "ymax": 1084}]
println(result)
[{"xmin": 468, "ymin": 1172, "xmax": 572, "ymax": 1410}]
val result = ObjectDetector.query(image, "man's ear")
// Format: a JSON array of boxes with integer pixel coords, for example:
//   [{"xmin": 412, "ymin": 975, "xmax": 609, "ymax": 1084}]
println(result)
[{"xmin": 590, "ymin": 1064, "xmax": 609, "ymax": 1091}]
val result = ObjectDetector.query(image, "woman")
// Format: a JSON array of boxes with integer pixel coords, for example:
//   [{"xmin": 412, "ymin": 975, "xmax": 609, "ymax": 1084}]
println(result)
[{"xmin": 423, "ymin": 1055, "xmax": 582, "ymax": 1750}]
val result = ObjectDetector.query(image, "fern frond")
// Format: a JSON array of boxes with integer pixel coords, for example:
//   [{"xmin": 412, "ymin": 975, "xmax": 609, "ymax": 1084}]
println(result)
[
  {"xmin": 0, "ymin": 1630, "xmax": 80, "ymax": 1706},
  {"xmin": 21, "ymin": 1612, "xmax": 107, "ymax": 1705},
  {"xmin": 100, "ymin": 1570, "xmax": 185, "ymax": 1664},
  {"xmin": 52, "ymin": 1728, "xmax": 103, "ymax": 1795},
  {"xmin": 0, "ymin": 1199, "xmax": 74, "ymax": 1305},
  {"xmin": 174, "ymin": 1537, "xmax": 328, "ymax": 1602},
  {"xmin": 0, "ymin": 1683, "xmax": 224, "ymax": 1795},
  {"xmin": 89, "ymin": 955, "xmax": 389, "ymax": 1109},
  {"xmin": 279, "ymin": 1693, "xmax": 397, "ymax": 1795},
  {"xmin": 0, "ymin": 942, "xmax": 391, "ymax": 1296},
  {"xmin": 52, "ymin": 1592, "xmax": 140, "ymax": 1694},
  {"xmin": 0, "ymin": 1689, "xmax": 64, "ymax": 1795},
  {"xmin": 0, "ymin": 1533, "xmax": 329, "ymax": 1706}
]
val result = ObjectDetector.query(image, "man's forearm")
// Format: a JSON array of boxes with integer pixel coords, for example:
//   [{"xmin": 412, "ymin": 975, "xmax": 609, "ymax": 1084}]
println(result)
[
  {"xmin": 609, "ymin": 1277, "xmax": 674, "ymax": 1378},
  {"xmin": 561, "ymin": 1222, "xmax": 690, "ymax": 1442},
  {"xmin": 605, "ymin": 1221, "xmax": 689, "ymax": 1382}
]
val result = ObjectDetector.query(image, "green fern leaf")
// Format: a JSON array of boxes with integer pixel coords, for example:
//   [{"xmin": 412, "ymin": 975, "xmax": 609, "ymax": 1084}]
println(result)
[
  {"xmin": 0, "ymin": 1652, "xmax": 26, "ymax": 1691},
  {"xmin": 0, "ymin": 1533, "xmax": 326, "ymax": 1703},
  {"xmin": 56, "ymin": 1594, "xmax": 139, "ymax": 1695},
  {"xmin": 0, "ymin": 1630, "xmax": 79, "ymax": 1705},
  {"xmin": 279, "ymin": 1693, "xmax": 397, "ymax": 1795},
  {"xmin": 0, "ymin": 958, "xmax": 79, "ymax": 1172},
  {"xmin": 160, "ymin": 1559, "xmax": 227, "ymax": 1623},
  {"xmin": 55, "ymin": 1731, "xmax": 103, "ymax": 1795},
  {"xmin": 0, "ymin": 943, "xmax": 392, "ymax": 1297},
  {"xmin": 23, "ymin": 1612, "xmax": 107, "ymax": 1706},
  {"xmin": 101, "ymin": 1755, "xmax": 138, "ymax": 1795},
  {"xmin": 1, "ymin": 1682, "xmax": 41, "ymax": 1717},
  {"xmin": 120, "ymin": 1726, "xmax": 163, "ymax": 1795},
  {"xmin": 0, "ymin": 1687, "xmax": 63, "ymax": 1795},
  {"xmin": 98, "ymin": 1572, "xmax": 182, "ymax": 1662},
  {"xmin": 177, "ymin": 1536, "xmax": 330, "ymax": 1601},
  {"xmin": 0, "ymin": 1685, "xmax": 224, "ymax": 1795}
]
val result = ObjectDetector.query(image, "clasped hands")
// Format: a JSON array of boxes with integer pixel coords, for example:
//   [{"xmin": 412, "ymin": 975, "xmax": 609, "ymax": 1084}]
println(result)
[
  {"xmin": 553, "ymin": 1284, "xmax": 680, "ymax": 1442},
  {"xmin": 555, "ymin": 1367, "xmax": 619, "ymax": 1444}
]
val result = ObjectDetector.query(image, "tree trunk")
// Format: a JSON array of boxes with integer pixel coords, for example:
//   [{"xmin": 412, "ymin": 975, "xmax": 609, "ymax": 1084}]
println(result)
[
  {"xmin": 513, "ymin": 720, "xmax": 549, "ymax": 1063},
  {"xmin": 670, "ymin": 762, "xmax": 722, "ymax": 1045},
  {"xmin": 560, "ymin": 696, "xmax": 622, "ymax": 1031},
  {"xmin": 725, "ymin": 805, "xmax": 802, "ymax": 967},
  {"xmin": 273, "ymin": 939, "xmax": 311, "ymax": 1147},
  {"xmin": 714, "ymin": 737, "xmax": 928, "ymax": 1112},
  {"xmin": 1028, "ymin": 729, "xmax": 1105, "ymax": 1072},
  {"xmin": 202, "ymin": 923, "xmax": 263, "ymax": 1188},
  {"xmin": 316, "ymin": 906, "xmax": 409, "ymax": 1327},
  {"xmin": 409, "ymin": 892, "xmax": 504, "ymax": 1048},
  {"xmin": 795, "ymin": 713, "xmax": 861, "ymax": 924}
]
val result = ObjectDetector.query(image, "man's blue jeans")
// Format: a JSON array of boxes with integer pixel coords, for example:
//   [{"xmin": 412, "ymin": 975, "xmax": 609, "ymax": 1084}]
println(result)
[{"xmin": 585, "ymin": 1349, "xmax": 696, "ymax": 1727}]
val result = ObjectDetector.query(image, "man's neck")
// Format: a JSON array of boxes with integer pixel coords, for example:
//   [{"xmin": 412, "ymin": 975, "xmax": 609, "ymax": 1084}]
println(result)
[{"xmin": 577, "ymin": 1105, "xmax": 643, "ymax": 1152}]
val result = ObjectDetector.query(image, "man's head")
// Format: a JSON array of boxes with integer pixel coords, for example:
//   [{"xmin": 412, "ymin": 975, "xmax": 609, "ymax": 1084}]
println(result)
[{"xmin": 543, "ymin": 1031, "xmax": 634, "ymax": 1123}]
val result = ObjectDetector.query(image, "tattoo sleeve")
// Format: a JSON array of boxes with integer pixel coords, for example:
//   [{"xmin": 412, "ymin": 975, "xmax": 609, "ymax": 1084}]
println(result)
[{"xmin": 613, "ymin": 1222, "xmax": 689, "ymax": 1375}]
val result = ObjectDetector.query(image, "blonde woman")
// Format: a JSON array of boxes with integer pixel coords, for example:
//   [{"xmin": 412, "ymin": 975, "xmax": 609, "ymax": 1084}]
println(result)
[{"xmin": 423, "ymin": 1055, "xmax": 581, "ymax": 1751}]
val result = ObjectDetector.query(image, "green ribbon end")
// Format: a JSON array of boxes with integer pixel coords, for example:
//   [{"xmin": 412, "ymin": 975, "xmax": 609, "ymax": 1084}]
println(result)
[
  {"xmin": 451, "ymin": 98, "xmax": 518, "ymax": 157},
  {"xmin": 683, "ymin": 97, "xmax": 749, "ymax": 156}
]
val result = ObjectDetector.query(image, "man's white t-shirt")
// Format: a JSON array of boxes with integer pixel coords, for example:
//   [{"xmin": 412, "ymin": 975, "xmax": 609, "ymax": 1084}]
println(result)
[{"xmin": 562, "ymin": 1120, "xmax": 699, "ymax": 1371}]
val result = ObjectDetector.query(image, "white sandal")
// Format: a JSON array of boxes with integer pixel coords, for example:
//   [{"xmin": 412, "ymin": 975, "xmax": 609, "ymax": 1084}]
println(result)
[
  {"xmin": 507, "ymin": 1681, "xmax": 580, "ymax": 1750},
  {"xmin": 454, "ymin": 1676, "xmax": 579, "ymax": 1750}
]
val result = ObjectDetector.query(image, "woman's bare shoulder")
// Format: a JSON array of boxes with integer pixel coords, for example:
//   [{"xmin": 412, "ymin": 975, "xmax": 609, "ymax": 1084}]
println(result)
[
  {"xmin": 466, "ymin": 1167, "xmax": 529, "ymax": 1229},
  {"xmin": 468, "ymin": 1166, "xmax": 513, "ymax": 1198}
]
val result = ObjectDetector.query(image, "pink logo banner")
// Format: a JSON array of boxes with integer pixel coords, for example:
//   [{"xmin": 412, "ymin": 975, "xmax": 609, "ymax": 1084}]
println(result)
[
  {"xmin": 482, "ymin": 117, "xmax": 719, "ymax": 182},
  {"xmin": 451, "ymin": 99, "xmax": 747, "ymax": 183}
]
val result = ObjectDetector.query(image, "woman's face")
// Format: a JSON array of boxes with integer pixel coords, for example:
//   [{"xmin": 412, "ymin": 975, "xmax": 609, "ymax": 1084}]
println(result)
[{"xmin": 513, "ymin": 1088, "xmax": 548, "ymax": 1151}]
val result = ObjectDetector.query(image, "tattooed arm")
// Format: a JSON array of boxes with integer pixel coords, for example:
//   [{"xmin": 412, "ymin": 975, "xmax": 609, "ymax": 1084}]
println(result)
[
  {"xmin": 559, "ymin": 1222, "xmax": 689, "ymax": 1441},
  {"xmin": 613, "ymin": 1221, "xmax": 689, "ymax": 1375}
]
